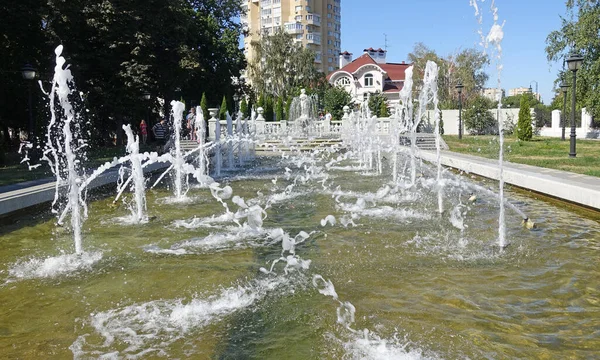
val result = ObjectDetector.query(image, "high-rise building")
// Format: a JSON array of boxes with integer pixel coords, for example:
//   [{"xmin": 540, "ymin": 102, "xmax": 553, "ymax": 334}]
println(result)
[{"xmin": 241, "ymin": 0, "xmax": 342, "ymax": 74}]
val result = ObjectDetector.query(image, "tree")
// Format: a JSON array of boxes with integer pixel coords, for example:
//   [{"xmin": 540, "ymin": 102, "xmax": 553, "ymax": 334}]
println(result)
[
  {"xmin": 379, "ymin": 100, "xmax": 390, "ymax": 117},
  {"xmin": 200, "ymin": 92, "xmax": 209, "ymax": 121},
  {"xmin": 439, "ymin": 110, "xmax": 444, "ymax": 135},
  {"xmin": 324, "ymin": 86, "xmax": 351, "ymax": 120},
  {"xmin": 546, "ymin": 0, "xmax": 600, "ymax": 119},
  {"xmin": 503, "ymin": 94, "xmax": 540, "ymax": 108},
  {"xmin": 275, "ymin": 97, "xmax": 284, "ymax": 121},
  {"xmin": 464, "ymin": 96, "xmax": 497, "ymax": 135},
  {"xmin": 0, "ymin": 0, "xmax": 246, "ymax": 149},
  {"xmin": 247, "ymin": 27, "xmax": 320, "ymax": 99},
  {"xmin": 240, "ymin": 98, "xmax": 248, "ymax": 118},
  {"xmin": 407, "ymin": 43, "xmax": 489, "ymax": 109},
  {"xmin": 368, "ymin": 92, "xmax": 389, "ymax": 117},
  {"xmin": 219, "ymin": 95, "xmax": 228, "ymax": 120},
  {"xmin": 516, "ymin": 95, "xmax": 533, "ymax": 141},
  {"xmin": 264, "ymin": 95, "xmax": 274, "ymax": 122}
]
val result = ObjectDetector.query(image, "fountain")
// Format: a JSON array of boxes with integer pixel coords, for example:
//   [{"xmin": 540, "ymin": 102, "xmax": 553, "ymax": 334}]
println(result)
[{"xmin": 2, "ymin": 3, "xmax": 600, "ymax": 358}]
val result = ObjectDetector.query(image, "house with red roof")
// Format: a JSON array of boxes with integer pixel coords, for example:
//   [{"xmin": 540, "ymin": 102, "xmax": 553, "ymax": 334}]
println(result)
[{"xmin": 326, "ymin": 48, "xmax": 411, "ymax": 105}]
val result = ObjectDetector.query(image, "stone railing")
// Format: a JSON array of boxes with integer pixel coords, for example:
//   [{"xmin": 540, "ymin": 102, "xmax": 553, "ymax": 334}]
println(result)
[{"xmin": 206, "ymin": 106, "xmax": 401, "ymax": 141}]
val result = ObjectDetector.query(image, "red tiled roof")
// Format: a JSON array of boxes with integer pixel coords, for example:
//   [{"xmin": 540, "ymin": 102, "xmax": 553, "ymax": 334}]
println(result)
[
  {"xmin": 326, "ymin": 53, "xmax": 378, "ymax": 80},
  {"xmin": 380, "ymin": 62, "xmax": 411, "ymax": 81}
]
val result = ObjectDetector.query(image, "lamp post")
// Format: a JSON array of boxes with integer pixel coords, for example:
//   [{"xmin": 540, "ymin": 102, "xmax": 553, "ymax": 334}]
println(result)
[
  {"xmin": 529, "ymin": 80, "xmax": 538, "ymax": 102},
  {"xmin": 21, "ymin": 64, "xmax": 37, "ymax": 141},
  {"xmin": 565, "ymin": 52, "xmax": 584, "ymax": 158},
  {"xmin": 143, "ymin": 91, "xmax": 151, "ymax": 126},
  {"xmin": 456, "ymin": 82, "xmax": 464, "ymax": 139},
  {"xmin": 559, "ymin": 81, "xmax": 570, "ymax": 141}
]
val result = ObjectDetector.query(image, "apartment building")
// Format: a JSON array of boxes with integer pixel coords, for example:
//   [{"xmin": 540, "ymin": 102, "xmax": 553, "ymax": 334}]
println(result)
[{"xmin": 241, "ymin": 0, "xmax": 342, "ymax": 74}]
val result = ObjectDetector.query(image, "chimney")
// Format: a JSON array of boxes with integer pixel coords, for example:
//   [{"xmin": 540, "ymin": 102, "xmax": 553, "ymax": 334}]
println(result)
[
  {"xmin": 374, "ymin": 48, "xmax": 387, "ymax": 64},
  {"xmin": 339, "ymin": 51, "xmax": 353, "ymax": 69}
]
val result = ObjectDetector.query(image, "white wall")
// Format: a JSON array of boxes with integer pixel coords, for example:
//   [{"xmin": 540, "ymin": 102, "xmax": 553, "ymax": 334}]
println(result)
[{"xmin": 423, "ymin": 108, "xmax": 522, "ymax": 135}]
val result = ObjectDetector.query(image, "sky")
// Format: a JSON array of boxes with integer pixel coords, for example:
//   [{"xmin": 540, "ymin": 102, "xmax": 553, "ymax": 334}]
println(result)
[{"xmin": 339, "ymin": 0, "xmax": 568, "ymax": 103}]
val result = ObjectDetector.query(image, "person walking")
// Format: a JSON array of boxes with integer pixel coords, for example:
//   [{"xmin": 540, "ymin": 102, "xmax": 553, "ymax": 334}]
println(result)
[
  {"xmin": 152, "ymin": 119, "xmax": 168, "ymax": 152},
  {"xmin": 140, "ymin": 119, "xmax": 148, "ymax": 145}
]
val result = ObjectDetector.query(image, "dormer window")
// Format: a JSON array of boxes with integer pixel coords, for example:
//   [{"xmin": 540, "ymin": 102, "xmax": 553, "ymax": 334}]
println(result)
[{"xmin": 364, "ymin": 73, "xmax": 374, "ymax": 87}]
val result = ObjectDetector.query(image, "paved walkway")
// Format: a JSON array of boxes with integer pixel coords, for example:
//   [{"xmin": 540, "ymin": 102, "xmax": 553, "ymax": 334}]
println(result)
[
  {"xmin": 419, "ymin": 150, "xmax": 600, "ymax": 210},
  {"xmin": 0, "ymin": 162, "xmax": 169, "ymax": 216}
]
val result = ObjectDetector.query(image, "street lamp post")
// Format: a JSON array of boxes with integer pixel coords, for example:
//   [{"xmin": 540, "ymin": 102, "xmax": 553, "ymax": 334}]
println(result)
[
  {"xmin": 529, "ymin": 80, "xmax": 538, "ymax": 102},
  {"xmin": 143, "ymin": 91, "xmax": 151, "ymax": 127},
  {"xmin": 456, "ymin": 82, "xmax": 464, "ymax": 139},
  {"xmin": 565, "ymin": 52, "xmax": 584, "ymax": 158},
  {"xmin": 559, "ymin": 81, "xmax": 570, "ymax": 141},
  {"xmin": 21, "ymin": 64, "xmax": 37, "ymax": 141}
]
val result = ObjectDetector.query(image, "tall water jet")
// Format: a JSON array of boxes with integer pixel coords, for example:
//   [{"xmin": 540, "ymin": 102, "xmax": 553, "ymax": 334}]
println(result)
[
  {"xmin": 213, "ymin": 108, "xmax": 222, "ymax": 176},
  {"xmin": 398, "ymin": 66, "xmax": 415, "ymax": 184},
  {"xmin": 226, "ymin": 111, "xmax": 234, "ymax": 169},
  {"xmin": 472, "ymin": 0, "xmax": 507, "ymax": 248},
  {"xmin": 43, "ymin": 45, "xmax": 88, "ymax": 254},
  {"xmin": 171, "ymin": 101, "xmax": 186, "ymax": 199},
  {"xmin": 194, "ymin": 106, "xmax": 207, "ymax": 176},
  {"xmin": 122, "ymin": 124, "xmax": 147, "ymax": 223}
]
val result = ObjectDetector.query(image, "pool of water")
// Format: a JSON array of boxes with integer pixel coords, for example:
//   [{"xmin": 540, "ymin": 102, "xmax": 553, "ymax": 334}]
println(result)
[{"xmin": 0, "ymin": 153, "xmax": 599, "ymax": 359}]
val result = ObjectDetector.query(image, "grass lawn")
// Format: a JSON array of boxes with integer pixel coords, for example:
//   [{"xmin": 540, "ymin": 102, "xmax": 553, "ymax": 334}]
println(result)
[
  {"xmin": 443, "ymin": 135, "xmax": 600, "ymax": 177},
  {"xmin": 0, "ymin": 146, "xmax": 136, "ymax": 187}
]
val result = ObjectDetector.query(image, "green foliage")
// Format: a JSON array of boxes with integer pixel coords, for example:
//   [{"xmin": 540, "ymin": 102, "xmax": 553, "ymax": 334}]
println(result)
[
  {"xmin": 248, "ymin": 27, "xmax": 320, "ymax": 99},
  {"xmin": 463, "ymin": 96, "xmax": 497, "ymax": 135},
  {"xmin": 546, "ymin": 1, "xmax": 600, "ymax": 120},
  {"xmin": 368, "ymin": 92, "xmax": 389, "ymax": 117},
  {"xmin": 533, "ymin": 104, "xmax": 552, "ymax": 128},
  {"xmin": 240, "ymin": 98, "xmax": 248, "ymax": 118},
  {"xmin": 503, "ymin": 94, "xmax": 540, "ymax": 108},
  {"xmin": 257, "ymin": 94, "xmax": 265, "ymax": 108},
  {"xmin": 517, "ymin": 96, "xmax": 533, "ymax": 141},
  {"xmin": 275, "ymin": 97, "xmax": 284, "ymax": 121},
  {"xmin": 439, "ymin": 110, "xmax": 444, "ymax": 135},
  {"xmin": 219, "ymin": 96, "xmax": 228, "ymax": 120},
  {"xmin": 324, "ymin": 86, "xmax": 351, "ymax": 120},
  {"xmin": 379, "ymin": 100, "xmax": 390, "ymax": 117},
  {"xmin": 0, "ymin": 0, "xmax": 246, "ymax": 148},
  {"xmin": 200, "ymin": 93, "xmax": 209, "ymax": 121},
  {"xmin": 264, "ymin": 95, "xmax": 274, "ymax": 122},
  {"xmin": 408, "ymin": 43, "xmax": 489, "ymax": 109}
]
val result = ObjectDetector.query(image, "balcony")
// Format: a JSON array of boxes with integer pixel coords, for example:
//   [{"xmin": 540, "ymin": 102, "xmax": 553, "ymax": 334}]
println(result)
[
  {"xmin": 305, "ymin": 13, "xmax": 321, "ymax": 26},
  {"xmin": 306, "ymin": 33, "xmax": 321, "ymax": 45},
  {"xmin": 284, "ymin": 22, "xmax": 303, "ymax": 34}
]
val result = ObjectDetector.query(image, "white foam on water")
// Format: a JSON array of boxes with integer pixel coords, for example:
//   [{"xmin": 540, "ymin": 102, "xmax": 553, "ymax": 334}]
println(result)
[
  {"xmin": 342, "ymin": 331, "xmax": 436, "ymax": 360},
  {"xmin": 170, "ymin": 227, "xmax": 272, "ymax": 253},
  {"xmin": 338, "ymin": 204, "xmax": 431, "ymax": 222},
  {"xmin": 70, "ymin": 276, "xmax": 285, "ymax": 358},
  {"xmin": 112, "ymin": 213, "xmax": 150, "ymax": 226},
  {"xmin": 7, "ymin": 251, "xmax": 102, "ymax": 281},
  {"xmin": 157, "ymin": 195, "xmax": 199, "ymax": 205},
  {"xmin": 172, "ymin": 213, "xmax": 235, "ymax": 229}
]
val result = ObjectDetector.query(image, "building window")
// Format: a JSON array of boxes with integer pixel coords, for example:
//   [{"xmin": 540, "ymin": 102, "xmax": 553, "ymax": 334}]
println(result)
[
  {"xmin": 363, "ymin": 93, "xmax": 369, "ymax": 101},
  {"xmin": 328, "ymin": 66, "xmax": 334, "ymax": 71},
  {"xmin": 306, "ymin": 6, "xmax": 311, "ymax": 12},
  {"xmin": 327, "ymin": 4, "xmax": 332, "ymax": 9},
  {"xmin": 335, "ymin": 77, "xmax": 351, "ymax": 86},
  {"xmin": 364, "ymin": 73, "xmax": 374, "ymax": 87},
  {"xmin": 295, "ymin": 5, "xmax": 302, "ymax": 11}
]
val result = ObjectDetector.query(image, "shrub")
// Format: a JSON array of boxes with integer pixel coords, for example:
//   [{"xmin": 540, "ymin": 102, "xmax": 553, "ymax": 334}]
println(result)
[
  {"xmin": 516, "ymin": 95, "xmax": 533, "ymax": 141},
  {"xmin": 464, "ymin": 96, "xmax": 497, "ymax": 135}
]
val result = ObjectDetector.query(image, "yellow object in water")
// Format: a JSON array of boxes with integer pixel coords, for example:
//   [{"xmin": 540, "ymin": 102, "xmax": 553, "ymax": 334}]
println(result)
[{"xmin": 522, "ymin": 218, "xmax": 536, "ymax": 229}]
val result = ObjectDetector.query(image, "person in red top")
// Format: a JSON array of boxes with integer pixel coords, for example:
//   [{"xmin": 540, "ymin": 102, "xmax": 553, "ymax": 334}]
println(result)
[{"xmin": 140, "ymin": 119, "xmax": 148, "ymax": 144}]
